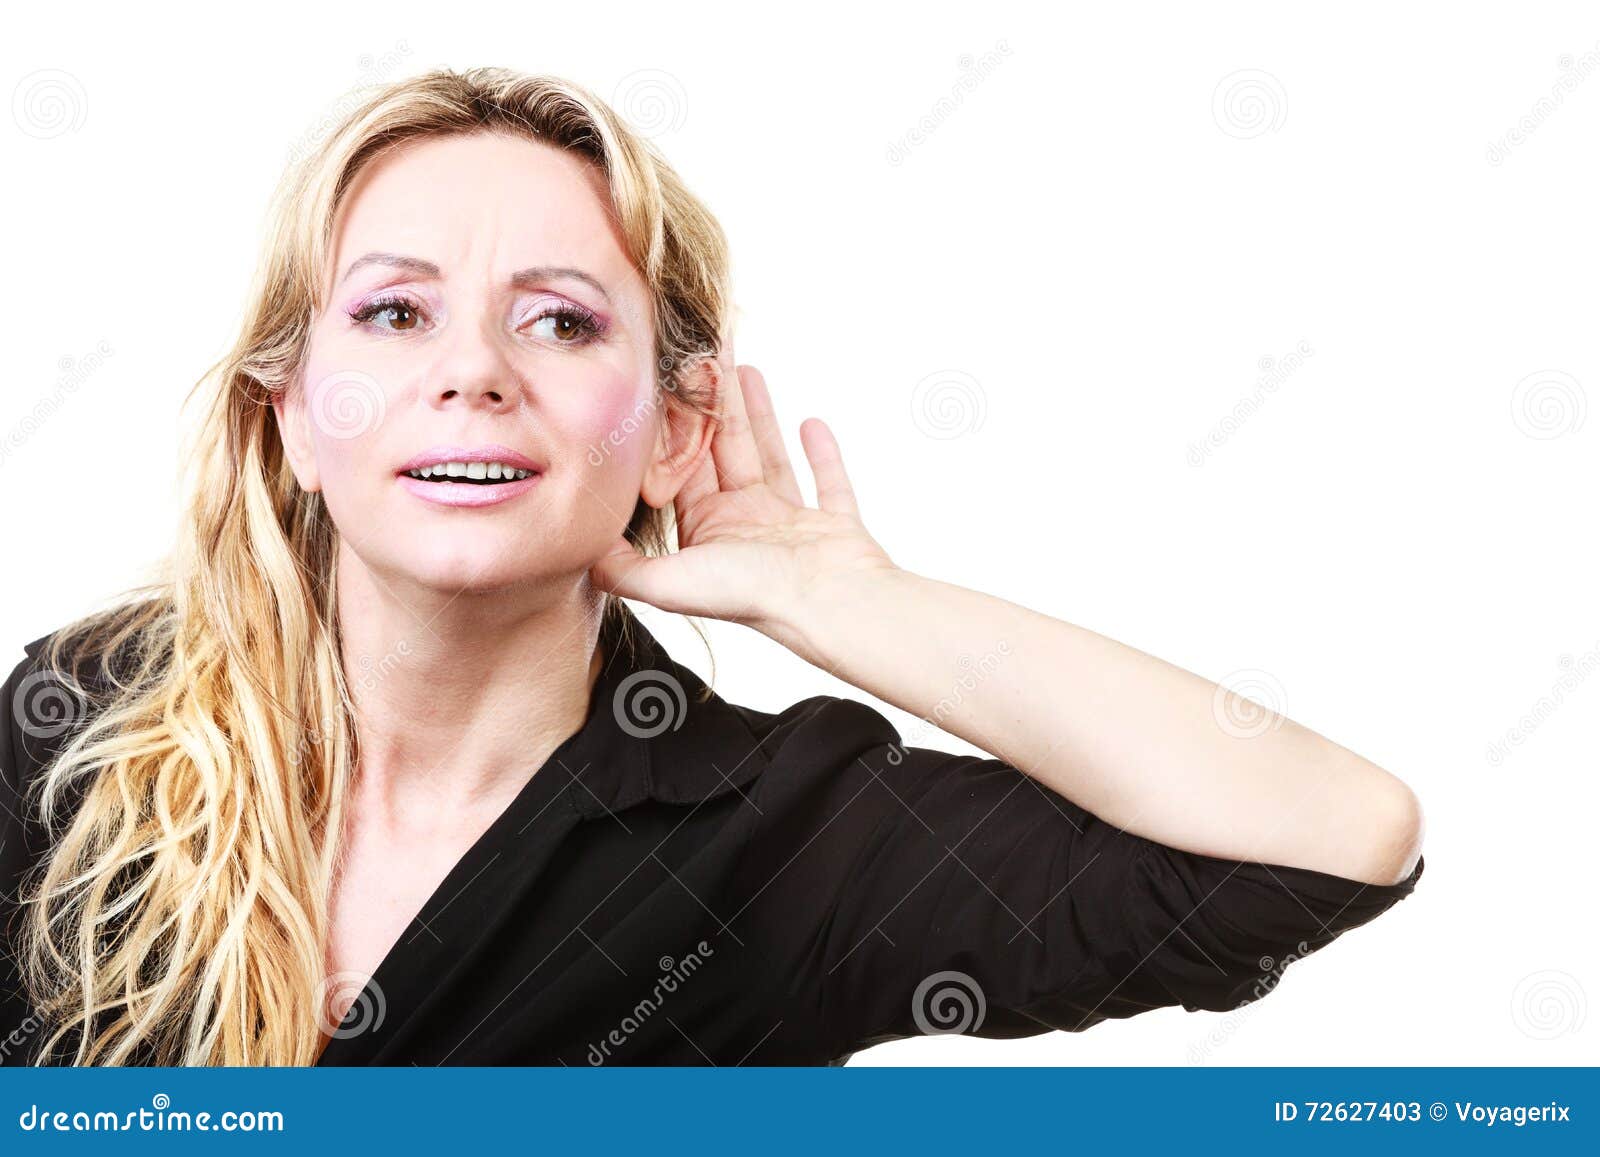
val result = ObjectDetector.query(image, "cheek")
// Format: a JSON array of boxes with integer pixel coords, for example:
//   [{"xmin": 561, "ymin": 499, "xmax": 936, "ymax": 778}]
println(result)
[
  {"xmin": 307, "ymin": 430, "xmax": 386, "ymax": 543},
  {"xmin": 298, "ymin": 353, "xmax": 395, "ymax": 498},
  {"xmin": 555, "ymin": 371, "xmax": 660, "ymax": 473}
]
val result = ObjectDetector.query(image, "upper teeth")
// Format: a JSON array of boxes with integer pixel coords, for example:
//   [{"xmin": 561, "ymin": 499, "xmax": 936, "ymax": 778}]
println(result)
[{"xmin": 407, "ymin": 461, "xmax": 533, "ymax": 481}]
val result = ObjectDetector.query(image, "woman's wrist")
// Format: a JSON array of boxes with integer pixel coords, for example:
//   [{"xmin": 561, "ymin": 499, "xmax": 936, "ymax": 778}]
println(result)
[{"xmin": 750, "ymin": 562, "xmax": 915, "ymax": 672}]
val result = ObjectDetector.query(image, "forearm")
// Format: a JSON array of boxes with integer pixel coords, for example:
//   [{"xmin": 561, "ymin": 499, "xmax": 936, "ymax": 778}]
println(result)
[{"xmin": 764, "ymin": 567, "xmax": 1423, "ymax": 886}]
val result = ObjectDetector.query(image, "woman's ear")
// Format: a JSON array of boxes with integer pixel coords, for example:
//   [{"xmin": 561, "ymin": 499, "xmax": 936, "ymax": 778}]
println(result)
[
  {"xmin": 640, "ymin": 357, "xmax": 720, "ymax": 510},
  {"xmin": 271, "ymin": 380, "xmax": 323, "ymax": 493}
]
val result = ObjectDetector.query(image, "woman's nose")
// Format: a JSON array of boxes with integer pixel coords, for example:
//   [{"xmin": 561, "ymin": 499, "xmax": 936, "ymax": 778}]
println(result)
[
  {"xmin": 429, "ymin": 318, "xmax": 522, "ymax": 409},
  {"xmin": 437, "ymin": 377, "xmax": 511, "ymax": 407}
]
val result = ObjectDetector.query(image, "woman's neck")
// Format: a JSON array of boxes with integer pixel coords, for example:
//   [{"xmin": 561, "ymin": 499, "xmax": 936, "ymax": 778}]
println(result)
[{"xmin": 334, "ymin": 550, "xmax": 608, "ymax": 821}]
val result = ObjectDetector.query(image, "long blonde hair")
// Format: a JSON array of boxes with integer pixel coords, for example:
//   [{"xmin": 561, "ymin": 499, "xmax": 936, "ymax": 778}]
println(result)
[{"xmin": 16, "ymin": 66, "xmax": 731, "ymax": 1065}]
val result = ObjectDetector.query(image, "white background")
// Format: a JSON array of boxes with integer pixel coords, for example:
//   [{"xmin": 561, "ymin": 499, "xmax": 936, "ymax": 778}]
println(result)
[{"xmin": 2, "ymin": 2, "xmax": 1594, "ymax": 1066}]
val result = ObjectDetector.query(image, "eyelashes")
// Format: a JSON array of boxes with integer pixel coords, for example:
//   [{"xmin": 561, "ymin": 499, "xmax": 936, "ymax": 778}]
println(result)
[
  {"xmin": 347, "ymin": 292, "xmax": 425, "ymax": 333},
  {"xmin": 345, "ymin": 292, "xmax": 608, "ymax": 347},
  {"xmin": 528, "ymin": 300, "xmax": 608, "ymax": 345}
]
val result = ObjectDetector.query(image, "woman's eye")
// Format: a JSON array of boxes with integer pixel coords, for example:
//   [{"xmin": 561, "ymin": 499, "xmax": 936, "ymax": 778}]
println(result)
[
  {"xmin": 349, "ymin": 295, "xmax": 425, "ymax": 333},
  {"xmin": 346, "ymin": 296, "xmax": 602, "ymax": 344},
  {"xmin": 526, "ymin": 304, "xmax": 603, "ymax": 345}
]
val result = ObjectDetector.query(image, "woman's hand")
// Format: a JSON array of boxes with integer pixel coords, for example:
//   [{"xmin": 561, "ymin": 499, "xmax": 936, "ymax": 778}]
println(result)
[
  {"xmin": 588, "ymin": 359, "xmax": 898, "ymax": 641},
  {"xmin": 589, "ymin": 351, "xmax": 1422, "ymax": 888}
]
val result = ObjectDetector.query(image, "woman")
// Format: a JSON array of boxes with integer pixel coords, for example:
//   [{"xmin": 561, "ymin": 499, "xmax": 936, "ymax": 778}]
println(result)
[{"xmin": 0, "ymin": 67, "xmax": 1424, "ymax": 1067}]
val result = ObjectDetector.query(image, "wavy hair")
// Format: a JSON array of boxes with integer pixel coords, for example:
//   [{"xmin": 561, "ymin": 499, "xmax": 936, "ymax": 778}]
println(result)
[{"xmin": 15, "ymin": 66, "xmax": 731, "ymax": 1065}]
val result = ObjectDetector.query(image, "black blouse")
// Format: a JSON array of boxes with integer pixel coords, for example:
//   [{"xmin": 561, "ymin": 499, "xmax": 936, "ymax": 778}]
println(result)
[{"xmin": 0, "ymin": 605, "xmax": 1424, "ymax": 1066}]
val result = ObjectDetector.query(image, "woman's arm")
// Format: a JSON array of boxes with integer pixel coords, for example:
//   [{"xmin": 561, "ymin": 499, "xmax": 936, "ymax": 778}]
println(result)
[
  {"xmin": 592, "ymin": 360, "xmax": 1424, "ymax": 889},
  {"xmin": 762, "ymin": 565, "xmax": 1424, "ymax": 888}
]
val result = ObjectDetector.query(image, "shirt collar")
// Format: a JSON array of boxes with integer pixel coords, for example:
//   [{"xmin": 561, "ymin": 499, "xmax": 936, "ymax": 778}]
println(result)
[
  {"xmin": 562, "ymin": 602, "xmax": 771, "ymax": 819},
  {"xmin": 19, "ymin": 604, "xmax": 769, "ymax": 819}
]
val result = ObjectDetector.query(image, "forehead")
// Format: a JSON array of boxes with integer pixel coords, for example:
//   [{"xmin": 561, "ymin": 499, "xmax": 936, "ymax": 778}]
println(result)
[{"xmin": 327, "ymin": 130, "xmax": 640, "ymax": 291}]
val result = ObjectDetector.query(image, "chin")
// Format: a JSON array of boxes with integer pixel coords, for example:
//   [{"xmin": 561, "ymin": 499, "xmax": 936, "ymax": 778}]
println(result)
[{"xmin": 404, "ymin": 556, "xmax": 561, "ymax": 597}]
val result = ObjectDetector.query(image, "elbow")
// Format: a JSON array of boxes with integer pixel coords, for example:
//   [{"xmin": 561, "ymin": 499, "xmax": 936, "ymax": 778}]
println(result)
[{"xmin": 1364, "ymin": 779, "xmax": 1426, "ymax": 886}]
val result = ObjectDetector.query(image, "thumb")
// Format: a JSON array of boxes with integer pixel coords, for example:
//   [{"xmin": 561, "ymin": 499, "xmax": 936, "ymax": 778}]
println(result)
[{"xmin": 588, "ymin": 536, "xmax": 649, "ymax": 597}]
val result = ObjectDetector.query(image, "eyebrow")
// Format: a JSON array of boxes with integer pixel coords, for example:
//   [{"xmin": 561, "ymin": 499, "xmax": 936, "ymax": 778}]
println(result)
[{"xmin": 338, "ymin": 252, "xmax": 612, "ymax": 301}]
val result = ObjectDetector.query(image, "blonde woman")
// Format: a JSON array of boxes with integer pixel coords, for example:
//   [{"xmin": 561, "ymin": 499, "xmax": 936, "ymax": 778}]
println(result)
[{"xmin": 0, "ymin": 67, "xmax": 1424, "ymax": 1067}]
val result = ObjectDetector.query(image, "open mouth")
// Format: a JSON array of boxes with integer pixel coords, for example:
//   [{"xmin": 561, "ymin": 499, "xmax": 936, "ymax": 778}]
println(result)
[{"xmin": 403, "ymin": 462, "xmax": 538, "ymax": 486}]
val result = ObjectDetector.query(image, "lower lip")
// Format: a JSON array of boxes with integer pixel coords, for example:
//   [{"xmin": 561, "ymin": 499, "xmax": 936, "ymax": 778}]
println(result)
[{"xmin": 396, "ymin": 471, "xmax": 544, "ymax": 507}]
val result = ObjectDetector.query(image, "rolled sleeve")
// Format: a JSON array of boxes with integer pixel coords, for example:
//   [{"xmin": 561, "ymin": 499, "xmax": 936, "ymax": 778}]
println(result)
[{"xmin": 813, "ymin": 715, "xmax": 1425, "ymax": 1053}]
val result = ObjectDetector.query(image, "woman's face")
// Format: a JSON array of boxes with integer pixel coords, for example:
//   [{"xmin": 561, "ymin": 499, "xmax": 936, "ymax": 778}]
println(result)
[{"xmin": 275, "ymin": 130, "xmax": 694, "ymax": 598}]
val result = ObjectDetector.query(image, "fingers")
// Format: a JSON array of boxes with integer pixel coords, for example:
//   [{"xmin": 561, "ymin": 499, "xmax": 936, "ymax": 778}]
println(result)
[
  {"xmin": 588, "ymin": 537, "xmax": 641, "ymax": 590},
  {"xmin": 799, "ymin": 417, "xmax": 860, "ymax": 519},
  {"xmin": 738, "ymin": 366, "xmax": 805, "ymax": 506},
  {"xmin": 708, "ymin": 356, "xmax": 766, "ymax": 491},
  {"xmin": 589, "ymin": 537, "xmax": 668, "ymax": 604}
]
